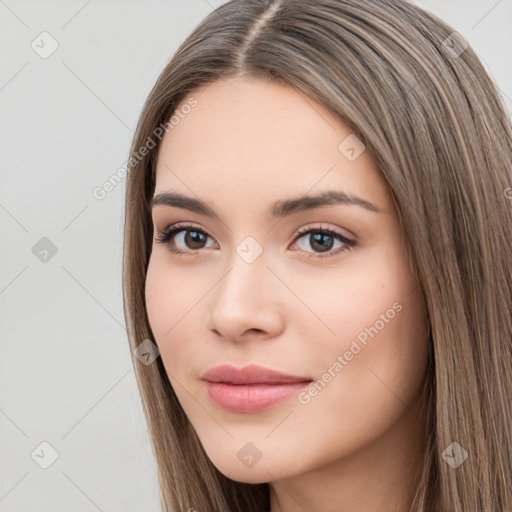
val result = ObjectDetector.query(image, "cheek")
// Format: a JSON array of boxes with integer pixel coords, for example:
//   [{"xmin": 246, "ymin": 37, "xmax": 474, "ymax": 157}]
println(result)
[
  {"xmin": 145, "ymin": 254, "xmax": 200, "ymax": 333},
  {"xmin": 145, "ymin": 260, "xmax": 172, "ymax": 339},
  {"xmin": 145, "ymin": 255, "xmax": 219, "ymax": 382},
  {"xmin": 297, "ymin": 244, "xmax": 428, "ymax": 406},
  {"xmin": 290, "ymin": 264, "xmax": 412, "ymax": 355},
  {"xmin": 145, "ymin": 258, "xmax": 193, "ymax": 360},
  {"xmin": 293, "ymin": 286, "xmax": 428, "ymax": 468}
]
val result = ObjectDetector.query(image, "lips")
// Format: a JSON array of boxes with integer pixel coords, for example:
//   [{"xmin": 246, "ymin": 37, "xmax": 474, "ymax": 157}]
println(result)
[
  {"xmin": 200, "ymin": 364, "xmax": 314, "ymax": 412},
  {"xmin": 200, "ymin": 363, "xmax": 313, "ymax": 385}
]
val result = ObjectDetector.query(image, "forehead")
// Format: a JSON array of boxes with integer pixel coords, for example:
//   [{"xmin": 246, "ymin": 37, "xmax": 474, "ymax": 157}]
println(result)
[{"xmin": 154, "ymin": 77, "xmax": 391, "ymax": 213}]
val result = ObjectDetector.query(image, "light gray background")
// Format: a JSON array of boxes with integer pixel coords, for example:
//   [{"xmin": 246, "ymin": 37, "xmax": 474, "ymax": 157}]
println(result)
[{"xmin": 1, "ymin": 1, "xmax": 510, "ymax": 511}]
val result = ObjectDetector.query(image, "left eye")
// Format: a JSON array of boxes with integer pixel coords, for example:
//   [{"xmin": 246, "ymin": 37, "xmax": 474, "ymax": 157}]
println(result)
[
  {"xmin": 292, "ymin": 227, "xmax": 356, "ymax": 258},
  {"xmin": 155, "ymin": 223, "xmax": 356, "ymax": 259}
]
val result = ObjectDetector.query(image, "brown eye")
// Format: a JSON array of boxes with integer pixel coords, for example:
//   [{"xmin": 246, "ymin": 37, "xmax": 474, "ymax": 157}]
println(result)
[
  {"xmin": 155, "ymin": 223, "xmax": 217, "ymax": 254},
  {"xmin": 181, "ymin": 230, "xmax": 208, "ymax": 250},
  {"xmin": 292, "ymin": 226, "xmax": 356, "ymax": 259}
]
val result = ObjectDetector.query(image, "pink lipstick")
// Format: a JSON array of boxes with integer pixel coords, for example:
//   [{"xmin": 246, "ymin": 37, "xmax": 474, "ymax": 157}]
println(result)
[{"xmin": 201, "ymin": 364, "xmax": 313, "ymax": 413}]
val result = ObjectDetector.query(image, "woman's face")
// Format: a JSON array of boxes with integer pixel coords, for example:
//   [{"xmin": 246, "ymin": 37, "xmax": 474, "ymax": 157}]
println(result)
[{"xmin": 145, "ymin": 76, "xmax": 429, "ymax": 486}]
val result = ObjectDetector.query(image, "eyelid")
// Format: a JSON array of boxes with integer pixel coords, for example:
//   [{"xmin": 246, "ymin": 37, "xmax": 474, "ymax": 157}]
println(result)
[
  {"xmin": 294, "ymin": 222, "xmax": 355, "ymax": 241},
  {"xmin": 154, "ymin": 221, "xmax": 218, "ymax": 249}
]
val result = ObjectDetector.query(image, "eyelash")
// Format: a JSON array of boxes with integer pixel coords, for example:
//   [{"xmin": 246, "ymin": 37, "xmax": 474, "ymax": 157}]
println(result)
[{"xmin": 154, "ymin": 222, "xmax": 356, "ymax": 259}]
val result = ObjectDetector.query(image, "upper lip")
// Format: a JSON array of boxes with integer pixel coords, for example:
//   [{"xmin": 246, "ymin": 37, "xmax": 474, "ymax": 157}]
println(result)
[{"xmin": 201, "ymin": 364, "xmax": 313, "ymax": 385}]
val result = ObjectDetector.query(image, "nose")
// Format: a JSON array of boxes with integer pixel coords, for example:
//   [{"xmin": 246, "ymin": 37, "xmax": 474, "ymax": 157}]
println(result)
[{"xmin": 204, "ymin": 248, "xmax": 284, "ymax": 343}]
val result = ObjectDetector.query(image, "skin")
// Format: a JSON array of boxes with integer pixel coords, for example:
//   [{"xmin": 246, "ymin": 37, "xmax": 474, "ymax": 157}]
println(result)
[{"xmin": 145, "ymin": 76, "xmax": 430, "ymax": 512}]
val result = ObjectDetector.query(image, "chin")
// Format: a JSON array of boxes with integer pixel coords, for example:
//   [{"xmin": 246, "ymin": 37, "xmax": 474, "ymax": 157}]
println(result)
[{"xmin": 222, "ymin": 468, "xmax": 272, "ymax": 485}]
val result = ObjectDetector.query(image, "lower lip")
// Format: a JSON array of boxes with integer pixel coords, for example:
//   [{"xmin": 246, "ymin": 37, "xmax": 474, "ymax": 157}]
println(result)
[{"xmin": 204, "ymin": 381, "xmax": 312, "ymax": 413}]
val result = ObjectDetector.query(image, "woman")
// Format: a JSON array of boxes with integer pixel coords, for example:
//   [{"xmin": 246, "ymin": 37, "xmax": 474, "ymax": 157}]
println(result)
[{"xmin": 122, "ymin": 1, "xmax": 512, "ymax": 510}]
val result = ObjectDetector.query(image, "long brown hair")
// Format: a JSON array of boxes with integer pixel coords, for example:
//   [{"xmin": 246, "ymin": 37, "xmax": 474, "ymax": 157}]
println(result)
[{"xmin": 122, "ymin": 1, "xmax": 512, "ymax": 510}]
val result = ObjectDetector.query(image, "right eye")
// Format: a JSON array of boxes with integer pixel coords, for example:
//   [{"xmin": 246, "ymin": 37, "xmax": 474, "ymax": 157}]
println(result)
[{"xmin": 155, "ymin": 222, "xmax": 218, "ymax": 255}]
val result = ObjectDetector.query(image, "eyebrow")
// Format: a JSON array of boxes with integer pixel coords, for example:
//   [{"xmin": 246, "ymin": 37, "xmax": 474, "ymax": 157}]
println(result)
[{"xmin": 149, "ymin": 189, "xmax": 382, "ymax": 218}]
